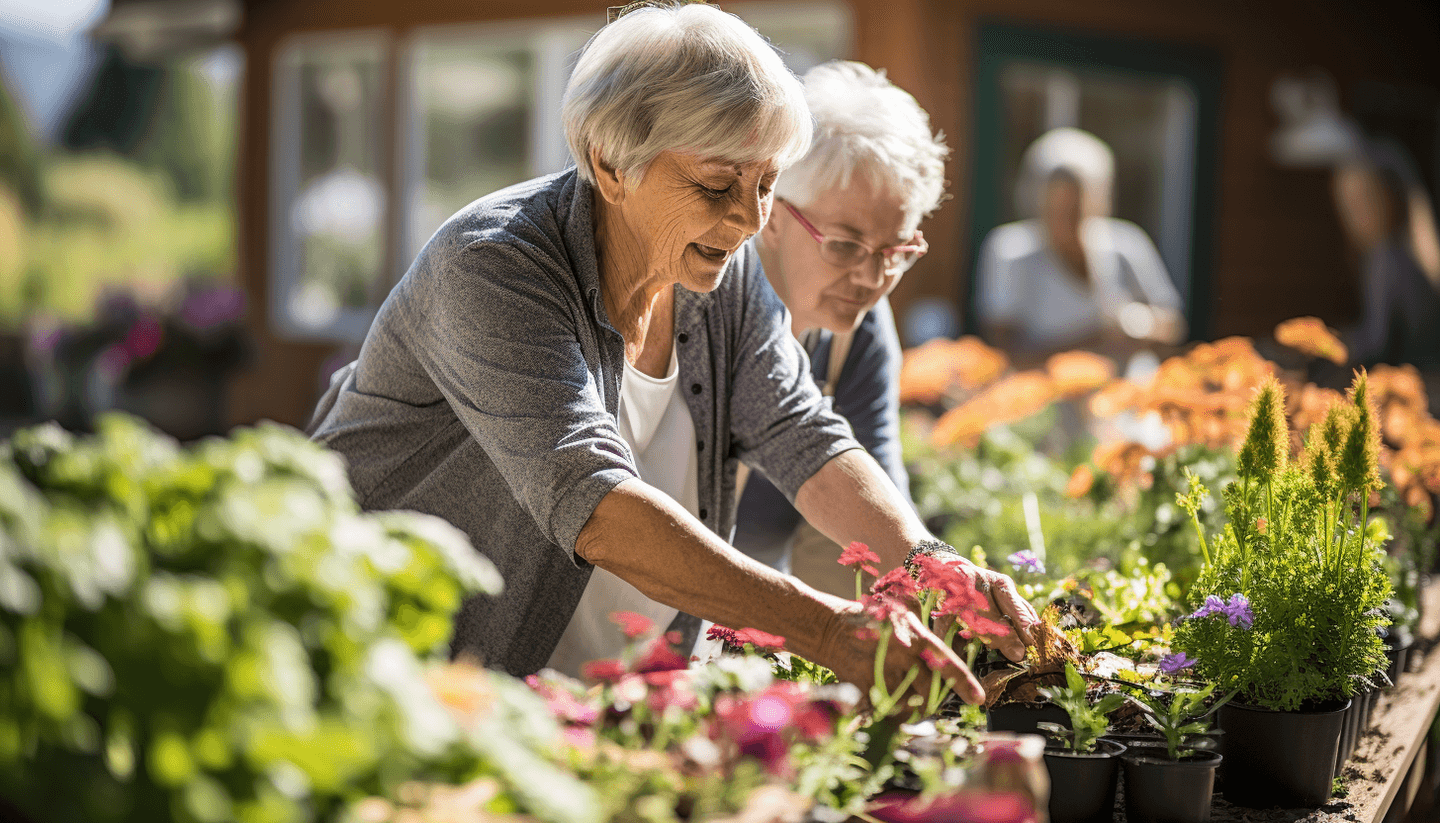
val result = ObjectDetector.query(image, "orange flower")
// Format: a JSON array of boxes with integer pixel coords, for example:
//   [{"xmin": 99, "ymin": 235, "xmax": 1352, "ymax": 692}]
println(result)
[
  {"xmin": 899, "ymin": 339, "xmax": 960, "ymax": 405},
  {"xmin": 931, "ymin": 370, "xmax": 1055, "ymax": 449},
  {"xmin": 1088, "ymin": 379, "xmax": 1142, "ymax": 418},
  {"xmin": 425, "ymin": 660, "xmax": 494, "ymax": 720},
  {"xmin": 1275, "ymin": 316, "xmax": 1348, "ymax": 365},
  {"xmin": 1064, "ymin": 464, "xmax": 1095, "ymax": 499},
  {"xmin": 1047, "ymin": 350, "xmax": 1117, "ymax": 399},
  {"xmin": 898, "ymin": 336, "xmax": 1010, "ymax": 405}
]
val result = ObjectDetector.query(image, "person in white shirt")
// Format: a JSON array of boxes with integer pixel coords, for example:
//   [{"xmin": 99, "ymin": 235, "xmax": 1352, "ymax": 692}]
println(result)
[{"xmin": 976, "ymin": 127, "xmax": 1185, "ymax": 363}]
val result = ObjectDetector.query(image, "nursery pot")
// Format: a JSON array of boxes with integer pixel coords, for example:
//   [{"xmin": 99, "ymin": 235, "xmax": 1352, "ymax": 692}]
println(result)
[
  {"xmin": 1219, "ymin": 700, "xmax": 1349, "ymax": 808},
  {"xmin": 1122, "ymin": 747, "xmax": 1222, "ymax": 823},
  {"xmin": 987, "ymin": 702, "xmax": 1070, "ymax": 735},
  {"xmin": 1384, "ymin": 632, "xmax": 1413, "ymax": 689},
  {"xmin": 1044, "ymin": 738, "xmax": 1126, "ymax": 823}
]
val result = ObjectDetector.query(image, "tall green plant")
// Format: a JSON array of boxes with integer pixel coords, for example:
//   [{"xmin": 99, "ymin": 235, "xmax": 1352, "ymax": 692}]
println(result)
[{"xmin": 1174, "ymin": 375, "xmax": 1390, "ymax": 711}]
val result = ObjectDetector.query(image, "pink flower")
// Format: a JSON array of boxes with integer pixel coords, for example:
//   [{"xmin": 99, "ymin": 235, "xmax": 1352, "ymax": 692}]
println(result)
[
  {"xmin": 525, "ymin": 674, "xmax": 600, "ymax": 725},
  {"xmin": 123, "ymin": 316, "xmax": 163, "ymax": 360},
  {"xmin": 839, "ymin": 541, "xmax": 881, "ymax": 576},
  {"xmin": 610, "ymin": 611, "xmax": 655, "ymax": 639},
  {"xmin": 732, "ymin": 628, "xmax": 786, "ymax": 652},
  {"xmin": 711, "ymin": 682, "xmax": 832, "ymax": 777}
]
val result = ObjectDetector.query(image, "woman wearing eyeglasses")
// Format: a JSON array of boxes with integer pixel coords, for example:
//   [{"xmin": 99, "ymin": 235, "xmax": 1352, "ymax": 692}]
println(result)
[
  {"xmin": 736, "ymin": 61, "xmax": 942, "ymax": 599},
  {"xmin": 308, "ymin": 6, "xmax": 1035, "ymax": 691}
]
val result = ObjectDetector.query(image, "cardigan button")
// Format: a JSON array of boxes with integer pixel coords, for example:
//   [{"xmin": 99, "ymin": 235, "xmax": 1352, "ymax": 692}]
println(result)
[
  {"xmin": 696, "ymin": 439, "xmax": 704, "ymax": 452},
  {"xmin": 690, "ymin": 383, "xmax": 702, "ymax": 395},
  {"xmin": 699, "ymin": 508, "xmax": 708, "ymax": 520},
  {"xmin": 677, "ymin": 332, "xmax": 689, "ymax": 343}
]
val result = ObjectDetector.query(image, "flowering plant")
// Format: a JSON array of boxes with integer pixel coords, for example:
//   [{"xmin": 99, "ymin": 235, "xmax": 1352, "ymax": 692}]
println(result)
[
  {"xmin": 1172, "ymin": 373, "xmax": 1392, "ymax": 711},
  {"xmin": 1126, "ymin": 683, "xmax": 1233, "ymax": 761}
]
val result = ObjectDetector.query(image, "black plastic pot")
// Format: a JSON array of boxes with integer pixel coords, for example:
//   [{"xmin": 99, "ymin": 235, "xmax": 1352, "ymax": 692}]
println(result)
[
  {"xmin": 1044, "ymin": 738, "xmax": 1126, "ymax": 823},
  {"xmin": 987, "ymin": 702, "xmax": 1070, "ymax": 735},
  {"xmin": 1336, "ymin": 701, "xmax": 1356, "ymax": 772},
  {"xmin": 1384, "ymin": 634, "xmax": 1413, "ymax": 689},
  {"xmin": 1219, "ymin": 700, "xmax": 1349, "ymax": 808},
  {"xmin": 1122, "ymin": 746, "xmax": 1222, "ymax": 823}
]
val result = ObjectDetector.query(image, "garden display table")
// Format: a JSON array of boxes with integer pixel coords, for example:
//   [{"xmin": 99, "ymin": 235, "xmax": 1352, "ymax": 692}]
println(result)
[{"xmin": 1202, "ymin": 579, "xmax": 1440, "ymax": 823}]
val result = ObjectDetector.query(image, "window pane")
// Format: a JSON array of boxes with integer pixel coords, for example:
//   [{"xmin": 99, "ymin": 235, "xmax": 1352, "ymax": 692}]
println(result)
[
  {"xmin": 728, "ymin": 0, "xmax": 853, "ymax": 74},
  {"xmin": 406, "ymin": 39, "xmax": 534, "ymax": 259},
  {"xmin": 274, "ymin": 34, "xmax": 389, "ymax": 339}
]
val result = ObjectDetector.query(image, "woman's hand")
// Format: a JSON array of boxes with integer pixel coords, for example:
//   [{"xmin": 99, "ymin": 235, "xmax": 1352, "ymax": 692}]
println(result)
[{"xmin": 816, "ymin": 601, "xmax": 986, "ymax": 707}]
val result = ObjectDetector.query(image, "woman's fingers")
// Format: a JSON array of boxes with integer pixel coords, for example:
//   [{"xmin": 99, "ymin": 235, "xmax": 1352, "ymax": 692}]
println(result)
[{"xmin": 891, "ymin": 613, "xmax": 985, "ymax": 705}]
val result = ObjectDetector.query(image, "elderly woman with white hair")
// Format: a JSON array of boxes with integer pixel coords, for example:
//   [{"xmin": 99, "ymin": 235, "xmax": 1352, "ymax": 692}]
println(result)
[
  {"xmin": 733, "ymin": 60, "xmax": 944, "ymax": 598},
  {"xmin": 976, "ymin": 127, "xmax": 1185, "ymax": 361},
  {"xmin": 307, "ymin": 4, "xmax": 1034, "ymax": 693}
]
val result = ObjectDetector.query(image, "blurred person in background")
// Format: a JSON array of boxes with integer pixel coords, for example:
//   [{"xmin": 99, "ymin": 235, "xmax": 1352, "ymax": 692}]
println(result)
[
  {"xmin": 976, "ymin": 127, "xmax": 1185, "ymax": 364},
  {"xmin": 307, "ymin": 4, "xmax": 1034, "ymax": 691},
  {"xmin": 1331, "ymin": 139, "xmax": 1440, "ymax": 371},
  {"xmin": 736, "ymin": 60, "xmax": 945, "ymax": 599}
]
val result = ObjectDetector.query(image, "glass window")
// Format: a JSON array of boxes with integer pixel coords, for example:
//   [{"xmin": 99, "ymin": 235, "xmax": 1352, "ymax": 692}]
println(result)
[{"xmin": 271, "ymin": 32, "xmax": 390, "ymax": 341}]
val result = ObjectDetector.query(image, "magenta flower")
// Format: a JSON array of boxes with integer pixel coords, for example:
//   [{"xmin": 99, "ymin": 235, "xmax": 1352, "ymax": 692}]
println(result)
[
  {"xmin": 1006, "ymin": 550, "xmax": 1045, "ymax": 575},
  {"xmin": 634, "ymin": 635, "xmax": 689, "ymax": 673},
  {"xmin": 1159, "ymin": 652, "xmax": 1197, "ymax": 673}
]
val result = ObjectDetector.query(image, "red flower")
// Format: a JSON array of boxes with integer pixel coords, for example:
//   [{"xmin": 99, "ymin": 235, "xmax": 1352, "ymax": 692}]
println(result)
[
  {"xmin": 706, "ymin": 625, "xmax": 740, "ymax": 646},
  {"xmin": 634, "ymin": 635, "xmax": 688, "ymax": 674},
  {"xmin": 838, "ymin": 541, "xmax": 881, "ymax": 576},
  {"xmin": 732, "ymin": 628, "xmax": 786, "ymax": 652},
  {"xmin": 581, "ymin": 658, "xmax": 627, "ymax": 683},
  {"xmin": 610, "ymin": 610, "xmax": 655, "ymax": 639}
]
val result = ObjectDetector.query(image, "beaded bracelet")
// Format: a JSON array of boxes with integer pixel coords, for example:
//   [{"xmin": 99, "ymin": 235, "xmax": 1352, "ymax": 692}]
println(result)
[{"xmin": 903, "ymin": 538, "xmax": 962, "ymax": 574}]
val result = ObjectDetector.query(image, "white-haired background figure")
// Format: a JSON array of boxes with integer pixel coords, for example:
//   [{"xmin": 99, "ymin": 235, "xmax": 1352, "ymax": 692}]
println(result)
[
  {"xmin": 309, "ymin": 4, "xmax": 1034, "ymax": 695},
  {"xmin": 976, "ymin": 127, "xmax": 1186, "ymax": 363},
  {"xmin": 732, "ymin": 60, "xmax": 945, "ymax": 598}
]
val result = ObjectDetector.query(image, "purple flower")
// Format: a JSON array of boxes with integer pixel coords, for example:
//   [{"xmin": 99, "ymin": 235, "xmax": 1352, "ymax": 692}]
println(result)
[
  {"xmin": 1159, "ymin": 652, "xmax": 1197, "ymax": 673},
  {"xmin": 1188, "ymin": 592, "xmax": 1253, "ymax": 630},
  {"xmin": 1222, "ymin": 593, "xmax": 1253, "ymax": 629},
  {"xmin": 1007, "ymin": 550, "xmax": 1045, "ymax": 575},
  {"xmin": 1188, "ymin": 594, "xmax": 1226, "ymax": 620}
]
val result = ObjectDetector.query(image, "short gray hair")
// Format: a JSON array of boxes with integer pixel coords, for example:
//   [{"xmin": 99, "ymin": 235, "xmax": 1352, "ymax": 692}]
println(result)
[
  {"xmin": 1014, "ymin": 127, "xmax": 1114, "ymax": 219},
  {"xmin": 775, "ymin": 60, "xmax": 949, "ymax": 228},
  {"xmin": 562, "ymin": 4, "xmax": 812, "ymax": 186}
]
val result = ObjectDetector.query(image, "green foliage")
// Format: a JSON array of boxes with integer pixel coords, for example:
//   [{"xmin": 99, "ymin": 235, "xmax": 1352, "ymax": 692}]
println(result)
[
  {"xmin": 1038, "ymin": 663, "xmax": 1125, "ymax": 753},
  {"xmin": 1127, "ymin": 684, "xmax": 1231, "ymax": 760},
  {"xmin": 0, "ymin": 415, "xmax": 503, "ymax": 823},
  {"xmin": 1236, "ymin": 378, "xmax": 1287, "ymax": 483},
  {"xmin": 1175, "ymin": 373, "xmax": 1392, "ymax": 711}
]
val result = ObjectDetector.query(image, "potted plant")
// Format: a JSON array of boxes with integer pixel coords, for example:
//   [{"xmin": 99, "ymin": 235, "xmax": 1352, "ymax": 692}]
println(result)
[
  {"xmin": 1122, "ymin": 683, "xmax": 1231, "ymax": 823},
  {"xmin": 1171, "ymin": 373, "xmax": 1392, "ymax": 808},
  {"xmin": 1036, "ymin": 662, "xmax": 1127, "ymax": 823}
]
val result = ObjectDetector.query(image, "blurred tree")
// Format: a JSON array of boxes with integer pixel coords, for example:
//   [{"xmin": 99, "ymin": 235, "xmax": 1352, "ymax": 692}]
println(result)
[
  {"xmin": 0, "ymin": 81, "xmax": 45, "ymax": 216},
  {"xmin": 60, "ymin": 46, "xmax": 164, "ymax": 159}
]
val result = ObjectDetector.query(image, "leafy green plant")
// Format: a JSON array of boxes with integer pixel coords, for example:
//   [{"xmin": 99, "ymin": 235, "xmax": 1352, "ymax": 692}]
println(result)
[
  {"xmin": 1128, "ymin": 684, "xmax": 1233, "ymax": 760},
  {"xmin": 0, "ymin": 415, "xmax": 506, "ymax": 823},
  {"xmin": 1037, "ymin": 663, "xmax": 1126, "ymax": 753},
  {"xmin": 1173, "ymin": 374, "xmax": 1392, "ymax": 711}
]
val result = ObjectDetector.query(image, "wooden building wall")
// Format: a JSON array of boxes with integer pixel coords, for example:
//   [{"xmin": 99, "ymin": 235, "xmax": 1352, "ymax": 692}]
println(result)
[{"xmin": 230, "ymin": 0, "xmax": 1440, "ymax": 428}]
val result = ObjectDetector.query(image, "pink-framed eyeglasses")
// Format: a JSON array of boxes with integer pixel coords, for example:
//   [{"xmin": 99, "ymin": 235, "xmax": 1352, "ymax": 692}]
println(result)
[{"xmin": 781, "ymin": 200, "xmax": 927, "ymax": 274}]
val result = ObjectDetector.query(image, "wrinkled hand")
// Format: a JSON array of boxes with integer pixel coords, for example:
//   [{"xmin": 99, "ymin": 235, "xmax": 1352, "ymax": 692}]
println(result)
[
  {"xmin": 818, "ymin": 602, "xmax": 986, "ymax": 707},
  {"xmin": 936, "ymin": 556, "xmax": 1040, "ymax": 663}
]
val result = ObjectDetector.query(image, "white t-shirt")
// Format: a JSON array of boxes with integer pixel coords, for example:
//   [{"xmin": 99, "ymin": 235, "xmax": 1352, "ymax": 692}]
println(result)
[
  {"xmin": 545, "ymin": 339, "xmax": 700, "ymax": 678},
  {"xmin": 976, "ymin": 217, "xmax": 1181, "ymax": 350}
]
